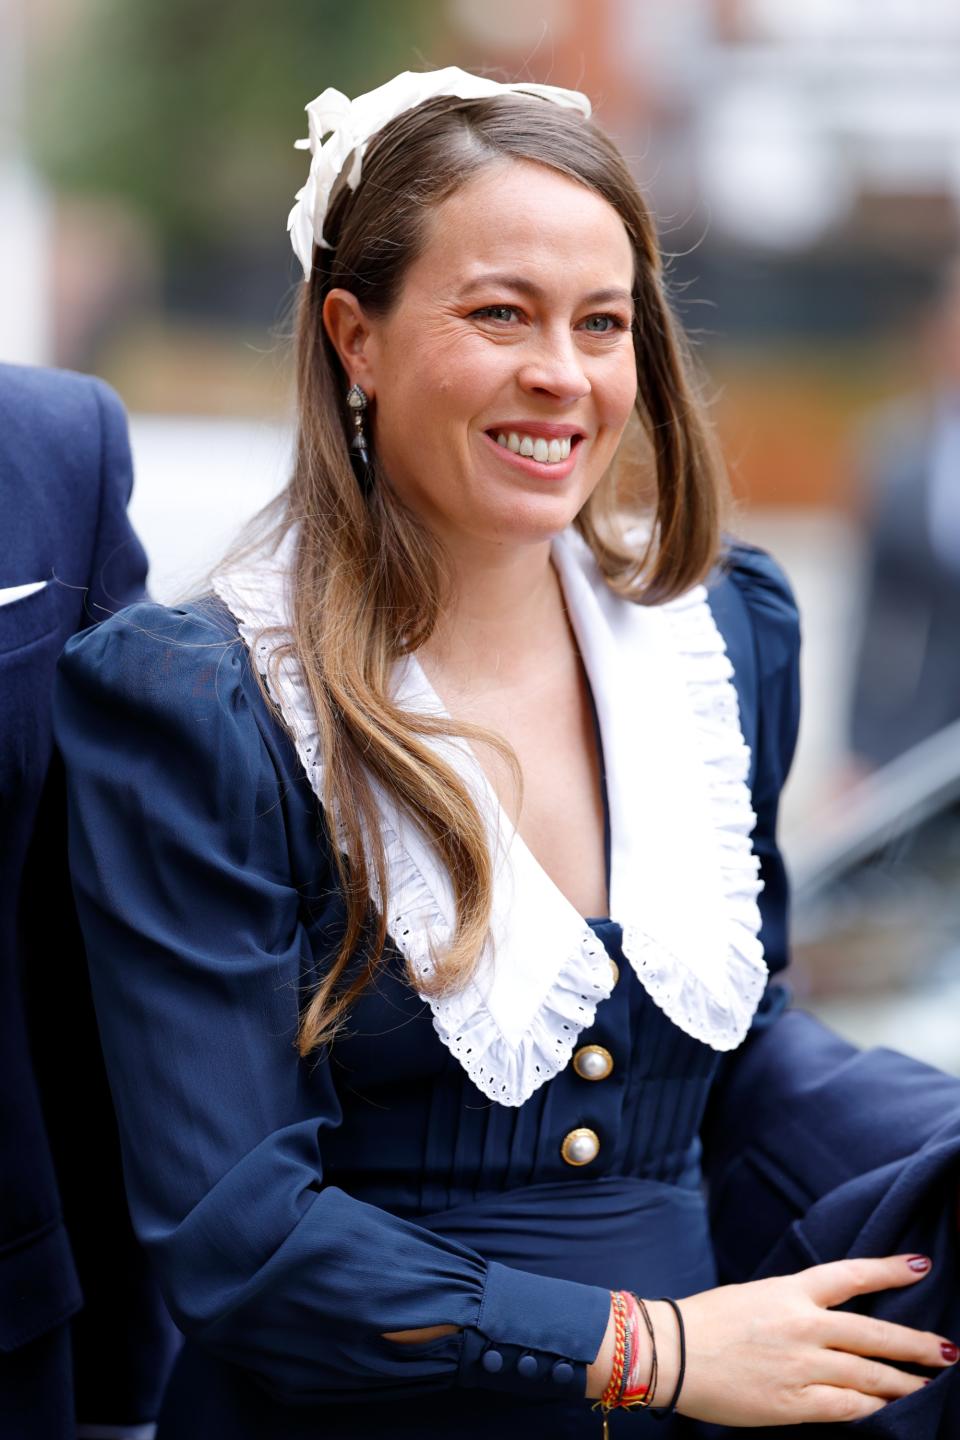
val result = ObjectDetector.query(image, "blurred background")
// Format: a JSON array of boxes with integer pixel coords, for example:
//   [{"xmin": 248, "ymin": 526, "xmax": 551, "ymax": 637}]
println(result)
[{"xmin": 4, "ymin": 0, "xmax": 960, "ymax": 1066}]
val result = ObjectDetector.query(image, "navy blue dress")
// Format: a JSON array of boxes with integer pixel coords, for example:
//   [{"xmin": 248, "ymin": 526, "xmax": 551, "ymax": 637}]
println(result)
[{"xmin": 53, "ymin": 543, "xmax": 800, "ymax": 1438}]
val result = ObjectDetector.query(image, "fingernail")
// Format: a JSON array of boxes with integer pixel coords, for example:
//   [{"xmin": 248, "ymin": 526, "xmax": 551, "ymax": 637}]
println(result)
[
  {"xmin": 907, "ymin": 1255, "xmax": 932, "ymax": 1272},
  {"xmin": 941, "ymin": 1343, "xmax": 958, "ymax": 1363}
]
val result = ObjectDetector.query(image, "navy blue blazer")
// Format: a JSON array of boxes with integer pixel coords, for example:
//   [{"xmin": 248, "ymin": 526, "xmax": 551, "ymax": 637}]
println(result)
[{"xmin": 0, "ymin": 363, "xmax": 176, "ymax": 1429}]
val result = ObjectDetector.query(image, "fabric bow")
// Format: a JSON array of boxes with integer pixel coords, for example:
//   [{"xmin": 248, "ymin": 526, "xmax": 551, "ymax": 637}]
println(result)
[{"xmin": 287, "ymin": 65, "xmax": 592, "ymax": 280}]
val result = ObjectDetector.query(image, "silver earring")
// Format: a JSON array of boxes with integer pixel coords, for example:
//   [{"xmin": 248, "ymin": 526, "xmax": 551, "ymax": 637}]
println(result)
[{"xmin": 346, "ymin": 382, "xmax": 370, "ymax": 469}]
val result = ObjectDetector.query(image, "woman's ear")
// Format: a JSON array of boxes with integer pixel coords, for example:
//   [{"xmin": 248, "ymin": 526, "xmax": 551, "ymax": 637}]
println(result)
[{"xmin": 322, "ymin": 289, "xmax": 377, "ymax": 399}]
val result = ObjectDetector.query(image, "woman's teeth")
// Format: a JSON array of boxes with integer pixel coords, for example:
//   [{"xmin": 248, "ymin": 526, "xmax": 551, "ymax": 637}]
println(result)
[{"xmin": 495, "ymin": 432, "xmax": 573, "ymax": 464}]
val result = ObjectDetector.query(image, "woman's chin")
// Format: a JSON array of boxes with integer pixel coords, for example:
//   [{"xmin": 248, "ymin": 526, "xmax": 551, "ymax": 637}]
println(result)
[
  {"xmin": 392, "ymin": 464, "xmax": 595, "ymax": 551},
  {"xmin": 481, "ymin": 491, "xmax": 588, "ymax": 547}
]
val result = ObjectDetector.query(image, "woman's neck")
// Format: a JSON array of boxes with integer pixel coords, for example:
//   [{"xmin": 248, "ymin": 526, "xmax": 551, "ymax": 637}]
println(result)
[{"xmin": 422, "ymin": 537, "xmax": 569, "ymax": 682}]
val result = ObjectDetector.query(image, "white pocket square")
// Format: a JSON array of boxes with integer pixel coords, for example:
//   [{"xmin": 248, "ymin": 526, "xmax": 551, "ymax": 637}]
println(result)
[{"xmin": 0, "ymin": 579, "xmax": 48, "ymax": 607}]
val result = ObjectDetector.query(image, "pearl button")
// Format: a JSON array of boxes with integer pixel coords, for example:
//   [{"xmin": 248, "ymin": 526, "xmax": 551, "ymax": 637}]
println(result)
[
  {"xmin": 561, "ymin": 1127, "xmax": 600, "ymax": 1166},
  {"xmin": 609, "ymin": 959, "xmax": 620, "ymax": 987},
  {"xmin": 573, "ymin": 1044, "xmax": 614, "ymax": 1081},
  {"xmin": 517, "ymin": 1354, "xmax": 538, "ymax": 1379},
  {"xmin": 482, "ymin": 1349, "xmax": 504, "ymax": 1373},
  {"xmin": 552, "ymin": 1360, "xmax": 574, "ymax": 1384}
]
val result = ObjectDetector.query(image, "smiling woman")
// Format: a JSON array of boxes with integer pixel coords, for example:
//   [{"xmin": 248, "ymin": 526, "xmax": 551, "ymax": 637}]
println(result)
[
  {"xmin": 321, "ymin": 158, "xmax": 639, "ymax": 556},
  {"xmin": 54, "ymin": 67, "xmax": 960, "ymax": 1440}
]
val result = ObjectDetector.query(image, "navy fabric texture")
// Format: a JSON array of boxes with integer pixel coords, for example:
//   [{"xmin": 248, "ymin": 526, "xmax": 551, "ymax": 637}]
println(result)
[
  {"xmin": 703, "ymin": 1011, "xmax": 960, "ymax": 1438},
  {"xmin": 54, "ymin": 541, "xmax": 958, "ymax": 1436},
  {"xmin": 0, "ymin": 362, "xmax": 177, "ymax": 1430},
  {"xmin": 0, "ymin": 1322, "xmax": 74, "ymax": 1440}
]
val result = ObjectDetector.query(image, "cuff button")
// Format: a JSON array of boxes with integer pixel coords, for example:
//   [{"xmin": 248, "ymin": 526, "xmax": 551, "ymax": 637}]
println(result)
[
  {"xmin": 517, "ymin": 1354, "xmax": 538, "ymax": 1379},
  {"xmin": 552, "ymin": 1361, "xmax": 574, "ymax": 1384},
  {"xmin": 481, "ymin": 1349, "xmax": 504, "ymax": 1373}
]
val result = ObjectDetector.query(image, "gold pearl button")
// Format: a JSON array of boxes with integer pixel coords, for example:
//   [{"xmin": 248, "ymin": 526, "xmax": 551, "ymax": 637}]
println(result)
[
  {"xmin": 573, "ymin": 1045, "xmax": 614, "ymax": 1082},
  {"xmin": 561, "ymin": 1127, "xmax": 600, "ymax": 1166},
  {"xmin": 609, "ymin": 960, "xmax": 619, "ymax": 988}
]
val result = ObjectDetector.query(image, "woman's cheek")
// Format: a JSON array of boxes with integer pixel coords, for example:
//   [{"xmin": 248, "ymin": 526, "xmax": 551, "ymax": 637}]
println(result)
[
  {"xmin": 603, "ymin": 375, "xmax": 639, "ymax": 447},
  {"xmin": 611, "ymin": 359, "xmax": 639, "ymax": 425}
]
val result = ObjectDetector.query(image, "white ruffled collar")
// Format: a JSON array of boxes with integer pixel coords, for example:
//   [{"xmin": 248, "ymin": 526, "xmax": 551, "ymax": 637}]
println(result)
[{"xmin": 212, "ymin": 526, "xmax": 766, "ymax": 1106}]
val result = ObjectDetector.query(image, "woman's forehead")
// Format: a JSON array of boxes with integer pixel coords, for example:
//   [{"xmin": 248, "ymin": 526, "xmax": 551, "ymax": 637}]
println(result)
[{"xmin": 408, "ymin": 159, "xmax": 635, "ymax": 297}]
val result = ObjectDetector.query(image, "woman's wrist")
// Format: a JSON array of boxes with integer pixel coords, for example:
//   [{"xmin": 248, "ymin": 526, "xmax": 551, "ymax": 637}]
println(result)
[
  {"xmin": 644, "ymin": 1299, "xmax": 681, "ymax": 1407},
  {"xmin": 585, "ymin": 1299, "xmax": 618, "ymax": 1398},
  {"xmin": 585, "ymin": 1294, "xmax": 684, "ymax": 1410}
]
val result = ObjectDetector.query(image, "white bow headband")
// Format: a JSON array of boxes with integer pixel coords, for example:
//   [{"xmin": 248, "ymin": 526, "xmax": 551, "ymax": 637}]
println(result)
[{"xmin": 287, "ymin": 66, "xmax": 592, "ymax": 281}]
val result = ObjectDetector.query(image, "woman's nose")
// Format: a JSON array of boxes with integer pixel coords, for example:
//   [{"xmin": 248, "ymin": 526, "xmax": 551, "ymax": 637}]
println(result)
[{"xmin": 516, "ymin": 330, "xmax": 591, "ymax": 403}]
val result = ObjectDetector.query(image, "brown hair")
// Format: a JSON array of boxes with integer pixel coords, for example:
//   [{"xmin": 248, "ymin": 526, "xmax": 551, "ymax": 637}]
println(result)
[{"xmin": 265, "ymin": 93, "xmax": 727, "ymax": 1054}]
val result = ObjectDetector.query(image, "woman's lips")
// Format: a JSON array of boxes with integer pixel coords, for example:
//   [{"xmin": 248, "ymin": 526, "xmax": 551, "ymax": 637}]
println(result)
[
  {"xmin": 483, "ymin": 421, "xmax": 586, "ymax": 441},
  {"xmin": 480, "ymin": 429, "xmax": 582, "ymax": 481},
  {"xmin": 481, "ymin": 430, "xmax": 580, "ymax": 480}
]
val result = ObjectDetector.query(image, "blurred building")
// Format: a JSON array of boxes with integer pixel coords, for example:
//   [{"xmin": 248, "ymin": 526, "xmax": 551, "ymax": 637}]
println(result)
[
  {"xmin": 11, "ymin": 0, "xmax": 960, "ymax": 446},
  {"xmin": 450, "ymin": 0, "xmax": 960, "ymax": 251},
  {"xmin": 1, "ymin": 0, "xmax": 53, "ymax": 363},
  {"xmin": 450, "ymin": 0, "xmax": 960, "ymax": 506}
]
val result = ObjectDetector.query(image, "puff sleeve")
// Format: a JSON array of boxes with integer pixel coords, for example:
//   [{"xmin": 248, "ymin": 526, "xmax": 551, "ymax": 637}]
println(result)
[
  {"xmin": 702, "ymin": 546, "xmax": 960, "ymax": 1373},
  {"xmin": 706, "ymin": 540, "xmax": 802, "ymax": 995},
  {"xmin": 53, "ymin": 603, "xmax": 610, "ymax": 1408}
]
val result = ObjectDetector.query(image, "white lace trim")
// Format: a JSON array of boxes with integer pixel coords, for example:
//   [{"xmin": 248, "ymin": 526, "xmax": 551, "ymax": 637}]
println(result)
[
  {"xmin": 387, "ymin": 860, "xmax": 614, "ymax": 1106},
  {"xmin": 212, "ymin": 527, "xmax": 767, "ymax": 1106},
  {"xmin": 619, "ymin": 587, "xmax": 766, "ymax": 1050}
]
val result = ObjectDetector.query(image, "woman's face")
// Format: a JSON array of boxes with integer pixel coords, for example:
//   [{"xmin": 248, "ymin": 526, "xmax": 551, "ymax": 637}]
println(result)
[{"xmin": 352, "ymin": 158, "xmax": 638, "ymax": 552}]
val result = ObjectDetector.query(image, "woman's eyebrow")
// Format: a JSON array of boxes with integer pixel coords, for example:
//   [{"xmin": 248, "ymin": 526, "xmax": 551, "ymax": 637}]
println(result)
[{"xmin": 458, "ymin": 272, "xmax": 633, "ymax": 308}]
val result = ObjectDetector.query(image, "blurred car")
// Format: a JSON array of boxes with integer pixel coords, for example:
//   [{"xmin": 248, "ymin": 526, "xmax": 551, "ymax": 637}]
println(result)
[{"xmin": 787, "ymin": 718, "xmax": 960, "ymax": 1076}]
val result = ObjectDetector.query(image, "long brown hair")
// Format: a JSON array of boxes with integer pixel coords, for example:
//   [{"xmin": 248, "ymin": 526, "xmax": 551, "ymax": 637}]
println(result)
[{"xmin": 262, "ymin": 93, "xmax": 727, "ymax": 1054}]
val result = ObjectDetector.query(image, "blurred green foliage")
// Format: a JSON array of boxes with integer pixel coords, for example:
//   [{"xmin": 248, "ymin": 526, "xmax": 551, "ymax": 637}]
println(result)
[{"xmin": 30, "ymin": 0, "xmax": 442, "ymax": 250}]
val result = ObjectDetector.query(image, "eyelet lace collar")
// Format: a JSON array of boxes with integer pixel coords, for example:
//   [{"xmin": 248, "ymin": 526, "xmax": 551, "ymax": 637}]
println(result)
[{"xmin": 213, "ymin": 526, "xmax": 766, "ymax": 1106}]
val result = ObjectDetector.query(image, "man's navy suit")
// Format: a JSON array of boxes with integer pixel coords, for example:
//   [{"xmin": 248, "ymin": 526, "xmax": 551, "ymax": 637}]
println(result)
[{"xmin": 0, "ymin": 364, "xmax": 177, "ymax": 1435}]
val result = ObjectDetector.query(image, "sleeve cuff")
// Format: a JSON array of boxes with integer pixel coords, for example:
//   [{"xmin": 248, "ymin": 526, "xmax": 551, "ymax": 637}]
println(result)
[{"xmin": 458, "ymin": 1261, "xmax": 609, "ymax": 1399}]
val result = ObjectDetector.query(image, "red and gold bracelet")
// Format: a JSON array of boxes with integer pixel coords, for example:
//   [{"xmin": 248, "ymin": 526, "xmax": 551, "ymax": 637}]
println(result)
[
  {"xmin": 598, "ymin": 1289, "xmax": 628, "ymax": 1411},
  {"xmin": 594, "ymin": 1289, "xmax": 656, "ymax": 1435},
  {"xmin": 621, "ymin": 1290, "xmax": 656, "ymax": 1408}
]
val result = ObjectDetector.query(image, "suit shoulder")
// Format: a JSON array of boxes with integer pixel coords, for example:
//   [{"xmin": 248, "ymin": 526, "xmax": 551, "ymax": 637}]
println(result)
[
  {"xmin": 0, "ymin": 361, "xmax": 119, "ymax": 428},
  {"xmin": 0, "ymin": 364, "xmax": 130, "ymax": 509}
]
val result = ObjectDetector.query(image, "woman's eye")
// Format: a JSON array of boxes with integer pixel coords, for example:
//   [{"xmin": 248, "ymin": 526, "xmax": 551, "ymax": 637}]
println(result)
[
  {"xmin": 580, "ymin": 313, "xmax": 627, "ymax": 334},
  {"xmin": 472, "ymin": 305, "xmax": 521, "ymax": 323}
]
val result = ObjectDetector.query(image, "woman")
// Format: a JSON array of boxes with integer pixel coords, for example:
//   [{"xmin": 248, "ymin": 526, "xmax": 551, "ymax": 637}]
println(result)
[{"xmin": 54, "ymin": 69, "xmax": 958, "ymax": 1438}]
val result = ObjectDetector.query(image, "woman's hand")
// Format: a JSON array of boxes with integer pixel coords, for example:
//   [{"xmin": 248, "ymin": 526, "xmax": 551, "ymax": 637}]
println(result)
[
  {"xmin": 631, "ymin": 1255, "xmax": 957, "ymax": 1427},
  {"xmin": 387, "ymin": 1252, "xmax": 958, "ymax": 1420}
]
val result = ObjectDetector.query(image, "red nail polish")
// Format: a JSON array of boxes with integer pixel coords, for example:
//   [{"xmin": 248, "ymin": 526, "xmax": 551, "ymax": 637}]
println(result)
[
  {"xmin": 942, "ymin": 1343, "xmax": 958, "ymax": 1363},
  {"xmin": 908, "ymin": 1255, "xmax": 931, "ymax": 1272}
]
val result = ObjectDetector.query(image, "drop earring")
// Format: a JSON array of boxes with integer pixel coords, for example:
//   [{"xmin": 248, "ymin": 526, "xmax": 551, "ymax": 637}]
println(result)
[{"xmin": 346, "ymin": 382, "xmax": 371, "ymax": 488}]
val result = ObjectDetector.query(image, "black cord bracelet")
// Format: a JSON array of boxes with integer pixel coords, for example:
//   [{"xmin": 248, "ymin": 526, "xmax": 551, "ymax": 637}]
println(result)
[
  {"xmin": 632, "ymin": 1295, "xmax": 657, "ymax": 1408},
  {"xmin": 651, "ymin": 1296, "xmax": 686, "ymax": 1419}
]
